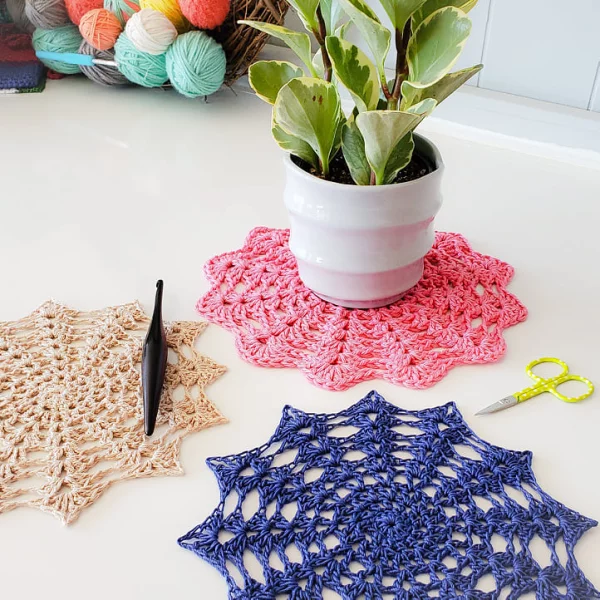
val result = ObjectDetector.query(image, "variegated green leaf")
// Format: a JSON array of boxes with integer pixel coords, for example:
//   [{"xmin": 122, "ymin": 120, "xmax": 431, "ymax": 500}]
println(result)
[
  {"xmin": 404, "ymin": 97, "xmax": 437, "ymax": 115},
  {"xmin": 335, "ymin": 20, "xmax": 352, "ymax": 39},
  {"xmin": 320, "ymin": 0, "xmax": 343, "ymax": 34},
  {"xmin": 275, "ymin": 77, "xmax": 342, "ymax": 176},
  {"xmin": 401, "ymin": 63, "xmax": 482, "ymax": 108},
  {"xmin": 341, "ymin": 120, "xmax": 370, "ymax": 185},
  {"xmin": 312, "ymin": 48, "xmax": 325, "ymax": 78},
  {"xmin": 338, "ymin": 0, "xmax": 378, "ymax": 22},
  {"xmin": 407, "ymin": 7, "xmax": 472, "ymax": 87},
  {"xmin": 383, "ymin": 132, "xmax": 415, "ymax": 184},
  {"xmin": 239, "ymin": 21, "xmax": 316, "ymax": 75},
  {"xmin": 403, "ymin": 97, "xmax": 438, "ymax": 129},
  {"xmin": 380, "ymin": 101, "xmax": 433, "ymax": 183},
  {"xmin": 248, "ymin": 61, "xmax": 304, "ymax": 105},
  {"xmin": 355, "ymin": 110, "xmax": 421, "ymax": 184},
  {"xmin": 287, "ymin": 0, "xmax": 320, "ymax": 32},
  {"xmin": 337, "ymin": 0, "xmax": 390, "ymax": 77},
  {"xmin": 326, "ymin": 36, "xmax": 380, "ymax": 112},
  {"xmin": 312, "ymin": 50, "xmax": 342, "ymax": 84},
  {"xmin": 330, "ymin": 110, "xmax": 346, "ymax": 160},
  {"xmin": 378, "ymin": 0, "xmax": 426, "ymax": 29},
  {"xmin": 273, "ymin": 117, "xmax": 319, "ymax": 169},
  {"xmin": 412, "ymin": 0, "xmax": 478, "ymax": 28}
]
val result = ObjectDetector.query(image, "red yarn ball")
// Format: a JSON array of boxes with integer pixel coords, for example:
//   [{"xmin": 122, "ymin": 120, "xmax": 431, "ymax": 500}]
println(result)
[
  {"xmin": 65, "ymin": 0, "xmax": 103, "ymax": 25},
  {"xmin": 179, "ymin": 0, "xmax": 229, "ymax": 30}
]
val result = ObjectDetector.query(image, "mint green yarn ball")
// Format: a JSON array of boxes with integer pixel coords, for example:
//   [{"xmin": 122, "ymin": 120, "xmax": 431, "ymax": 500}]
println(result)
[
  {"xmin": 104, "ymin": 0, "xmax": 140, "ymax": 26},
  {"xmin": 32, "ymin": 25, "xmax": 83, "ymax": 74},
  {"xmin": 166, "ymin": 31, "xmax": 225, "ymax": 99},
  {"xmin": 114, "ymin": 32, "xmax": 168, "ymax": 88}
]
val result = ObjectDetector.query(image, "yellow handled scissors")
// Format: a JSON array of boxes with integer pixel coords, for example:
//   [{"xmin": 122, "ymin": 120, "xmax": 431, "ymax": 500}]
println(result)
[{"xmin": 476, "ymin": 357, "xmax": 594, "ymax": 415}]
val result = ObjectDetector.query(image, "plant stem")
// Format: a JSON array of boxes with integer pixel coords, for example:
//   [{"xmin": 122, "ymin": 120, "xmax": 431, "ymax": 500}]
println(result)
[
  {"xmin": 391, "ymin": 20, "xmax": 412, "ymax": 105},
  {"xmin": 314, "ymin": 7, "xmax": 332, "ymax": 83},
  {"xmin": 381, "ymin": 78, "xmax": 392, "ymax": 100},
  {"xmin": 321, "ymin": 156, "xmax": 330, "ymax": 178},
  {"xmin": 370, "ymin": 170, "xmax": 376, "ymax": 185}
]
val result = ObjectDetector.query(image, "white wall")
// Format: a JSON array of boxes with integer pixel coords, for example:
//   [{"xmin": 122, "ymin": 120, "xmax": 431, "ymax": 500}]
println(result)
[
  {"xmin": 467, "ymin": 0, "xmax": 600, "ymax": 111},
  {"xmin": 284, "ymin": 0, "xmax": 600, "ymax": 112}
]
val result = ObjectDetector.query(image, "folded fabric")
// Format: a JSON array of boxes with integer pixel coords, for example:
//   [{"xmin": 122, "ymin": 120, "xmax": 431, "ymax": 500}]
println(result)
[
  {"xmin": 0, "ymin": 23, "xmax": 45, "ymax": 90},
  {"xmin": 0, "ymin": 60, "xmax": 43, "ymax": 88}
]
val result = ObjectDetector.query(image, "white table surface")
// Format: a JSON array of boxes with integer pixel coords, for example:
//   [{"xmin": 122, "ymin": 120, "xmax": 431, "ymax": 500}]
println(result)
[{"xmin": 1, "ymin": 78, "xmax": 600, "ymax": 599}]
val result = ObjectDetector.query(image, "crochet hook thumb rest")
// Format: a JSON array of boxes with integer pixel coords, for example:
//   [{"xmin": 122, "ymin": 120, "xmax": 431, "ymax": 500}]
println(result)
[
  {"xmin": 35, "ymin": 51, "xmax": 118, "ymax": 68},
  {"xmin": 142, "ymin": 280, "xmax": 167, "ymax": 436}
]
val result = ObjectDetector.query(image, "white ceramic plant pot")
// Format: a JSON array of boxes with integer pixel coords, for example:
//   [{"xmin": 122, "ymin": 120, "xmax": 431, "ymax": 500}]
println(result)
[{"xmin": 284, "ymin": 134, "xmax": 444, "ymax": 309}]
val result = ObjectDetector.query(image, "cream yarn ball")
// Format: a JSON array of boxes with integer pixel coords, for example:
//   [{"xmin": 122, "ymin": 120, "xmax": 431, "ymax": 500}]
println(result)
[{"xmin": 125, "ymin": 7, "xmax": 177, "ymax": 55}]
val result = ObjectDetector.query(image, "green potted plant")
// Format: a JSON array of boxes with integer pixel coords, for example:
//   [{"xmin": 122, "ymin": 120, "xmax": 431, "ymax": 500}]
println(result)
[{"xmin": 241, "ymin": 0, "xmax": 482, "ymax": 308}]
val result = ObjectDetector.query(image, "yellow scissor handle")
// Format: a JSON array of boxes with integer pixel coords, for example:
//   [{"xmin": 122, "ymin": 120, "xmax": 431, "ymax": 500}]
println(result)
[{"xmin": 515, "ymin": 357, "xmax": 595, "ymax": 404}]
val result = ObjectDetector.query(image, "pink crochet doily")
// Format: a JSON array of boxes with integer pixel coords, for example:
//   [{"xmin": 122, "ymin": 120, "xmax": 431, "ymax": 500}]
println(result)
[{"xmin": 197, "ymin": 228, "xmax": 527, "ymax": 391}]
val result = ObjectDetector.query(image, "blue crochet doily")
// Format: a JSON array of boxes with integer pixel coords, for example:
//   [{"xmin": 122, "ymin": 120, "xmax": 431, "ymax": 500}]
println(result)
[{"xmin": 179, "ymin": 392, "xmax": 599, "ymax": 599}]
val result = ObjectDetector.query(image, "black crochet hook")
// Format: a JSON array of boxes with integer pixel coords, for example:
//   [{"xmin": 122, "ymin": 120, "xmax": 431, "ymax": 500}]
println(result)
[{"xmin": 142, "ymin": 280, "xmax": 168, "ymax": 436}]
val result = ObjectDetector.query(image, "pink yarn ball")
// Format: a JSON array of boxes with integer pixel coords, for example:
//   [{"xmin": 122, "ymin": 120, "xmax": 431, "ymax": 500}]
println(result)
[
  {"xmin": 179, "ymin": 0, "xmax": 229, "ymax": 30},
  {"xmin": 65, "ymin": 0, "xmax": 103, "ymax": 25}
]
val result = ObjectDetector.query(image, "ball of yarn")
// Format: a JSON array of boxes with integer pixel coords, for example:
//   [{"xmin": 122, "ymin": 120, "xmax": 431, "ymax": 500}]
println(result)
[
  {"xmin": 104, "ymin": 0, "xmax": 139, "ymax": 25},
  {"xmin": 139, "ymin": 0, "xmax": 187, "ymax": 33},
  {"xmin": 166, "ymin": 31, "xmax": 225, "ymax": 98},
  {"xmin": 179, "ymin": 0, "xmax": 228, "ymax": 30},
  {"xmin": 79, "ymin": 8, "xmax": 122, "ymax": 50},
  {"xmin": 114, "ymin": 31, "xmax": 167, "ymax": 87},
  {"xmin": 125, "ymin": 8, "xmax": 176, "ymax": 55},
  {"xmin": 6, "ymin": 0, "xmax": 35, "ymax": 32},
  {"xmin": 32, "ymin": 25, "xmax": 84, "ymax": 73},
  {"xmin": 64, "ymin": 0, "xmax": 102, "ymax": 25},
  {"xmin": 79, "ymin": 39, "xmax": 129, "ymax": 85},
  {"xmin": 25, "ymin": 0, "xmax": 70, "ymax": 29}
]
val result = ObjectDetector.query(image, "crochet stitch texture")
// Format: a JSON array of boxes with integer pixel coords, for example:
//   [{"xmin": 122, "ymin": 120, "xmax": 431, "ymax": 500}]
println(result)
[
  {"xmin": 0, "ymin": 300, "xmax": 227, "ymax": 524},
  {"xmin": 197, "ymin": 228, "xmax": 527, "ymax": 391},
  {"xmin": 179, "ymin": 391, "xmax": 599, "ymax": 599}
]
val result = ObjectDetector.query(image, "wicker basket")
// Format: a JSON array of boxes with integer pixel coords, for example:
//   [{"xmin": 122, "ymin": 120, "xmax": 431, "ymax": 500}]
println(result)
[{"xmin": 214, "ymin": 0, "xmax": 289, "ymax": 85}]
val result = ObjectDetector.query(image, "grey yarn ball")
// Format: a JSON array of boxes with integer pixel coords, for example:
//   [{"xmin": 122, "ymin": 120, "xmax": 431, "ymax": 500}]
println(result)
[
  {"xmin": 25, "ymin": 0, "xmax": 70, "ymax": 30},
  {"xmin": 6, "ymin": 0, "xmax": 35, "ymax": 33},
  {"xmin": 79, "ymin": 41, "xmax": 129, "ymax": 87}
]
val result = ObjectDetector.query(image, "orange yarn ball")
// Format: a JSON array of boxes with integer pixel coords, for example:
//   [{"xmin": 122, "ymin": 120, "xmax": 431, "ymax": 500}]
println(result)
[
  {"xmin": 79, "ymin": 8, "xmax": 122, "ymax": 50},
  {"xmin": 179, "ymin": 0, "xmax": 229, "ymax": 30},
  {"xmin": 65, "ymin": 0, "xmax": 103, "ymax": 25}
]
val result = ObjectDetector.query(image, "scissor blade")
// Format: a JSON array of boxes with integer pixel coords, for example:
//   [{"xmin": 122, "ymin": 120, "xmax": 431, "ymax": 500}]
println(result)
[{"xmin": 476, "ymin": 395, "xmax": 518, "ymax": 415}]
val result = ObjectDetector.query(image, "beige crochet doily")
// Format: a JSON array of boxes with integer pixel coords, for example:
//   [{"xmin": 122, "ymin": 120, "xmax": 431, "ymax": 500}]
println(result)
[{"xmin": 0, "ymin": 300, "xmax": 227, "ymax": 524}]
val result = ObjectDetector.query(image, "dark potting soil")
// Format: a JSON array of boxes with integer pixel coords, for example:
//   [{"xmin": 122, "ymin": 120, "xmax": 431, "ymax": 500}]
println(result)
[{"xmin": 292, "ymin": 150, "xmax": 434, "ymax": 185}]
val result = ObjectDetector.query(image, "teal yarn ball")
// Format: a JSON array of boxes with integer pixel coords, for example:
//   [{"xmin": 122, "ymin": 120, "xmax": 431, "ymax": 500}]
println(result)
[
  {"xmin": 166, "ymin": 31, "xmax": 225, "ymax": 98},
  {"xmin": 32, "ymin": 25, "xmax": 83, "ymax": 74},
  {"xmin": 114, "ymin": 31, "xmax": 168, "ymax": 88},
  {"xmin": 104, "ymin": 0, "xmax": 139, "ymax": 26}
]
